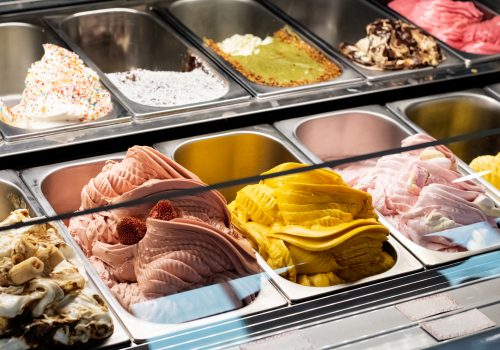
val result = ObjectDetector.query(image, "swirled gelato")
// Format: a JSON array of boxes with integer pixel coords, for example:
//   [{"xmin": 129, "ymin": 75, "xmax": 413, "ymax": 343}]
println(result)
[
  {"xmin": 338, "ymin": 134, "xmax": 500, "ymax": 252},
  {"xmin": 340, "ymin": 19, "xmax": 445, "ymax": 70},
  {"xmin": 228, "ymin": 163, "xmax": 395, "ymax": 287},
  {"xmin": 68, "ymin": 146, "xmax": 259, "ymax": 319},
  {"xmin": 389, "ymin": 0, "xmax": 500, "ymax": 55},
  {"xmin": 470, "ymin": 152, "xmax": 500, "ymax": 190},
  {"xmin": 0, "ymin": 209, "xmax": 113, "ymax": 349},
  {"xmin": 0, "ymin": 44, "xmax": 112, "ymax": 129},
  {"xmin": 204, "ymin": 27, "xmax": 341, "ymax": 87}
]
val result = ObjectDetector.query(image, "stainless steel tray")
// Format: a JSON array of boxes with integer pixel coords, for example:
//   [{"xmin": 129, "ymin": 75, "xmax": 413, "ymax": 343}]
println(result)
[
  {"xmin": 387, "ymin": 89, "xmax": 500, "ymax": 199},
  {"xmin": 264, "ymin": 0, "xmax": 463, "ymax": 81},
  {"xmin": 21, "ymin": 151, "xmax": 288, "ymax": 343},
  {"xmin": 154, "ymin": 124, "xmax": 312, "ymax": 200},
  {"xmin": 275, "ymin": 104, "xmax": 500, "ymax": 267},
  {"xmin": 45, "ymin": 6, "xmax": 250, "ymax": 120},
  {"xmin": 157, "ymin": 0, "xmax": 363, "ymax": 98},
  {"xmin": 0, "ymin": 169, "xmax": 130, "ymax": 350},
  {"xmin": 486, "ymin": 83, "xmax": 500, "ymax": 101},
  {"xmin": 154, "ymin": 124, "xmax": 423, "ymax": 301},
  {"xmin": 370, "ymin": 0, "xmax": 500, "ymax": 66},
  {"xmin": 0, "ymin": 20, "xmax": 129, "ymax": 141}
]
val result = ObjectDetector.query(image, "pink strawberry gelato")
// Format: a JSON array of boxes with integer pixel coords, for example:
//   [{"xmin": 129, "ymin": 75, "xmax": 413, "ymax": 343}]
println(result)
[
  {"xmin": 337, "ymin": 134, "xmax": 500, "ymax": 252},
  {"xmin": 389, "ymin": 0, "xmax": 500, "ymax": 54},
  {"xmin": 68, "ymin": 146, "xmax": 259, "ymax": 317}
]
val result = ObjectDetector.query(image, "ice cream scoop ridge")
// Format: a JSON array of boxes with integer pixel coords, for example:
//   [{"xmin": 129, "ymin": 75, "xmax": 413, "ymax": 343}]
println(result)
[
  {"xmin": 0, "ymin": 44, "xmax": 112, "ymax": 129},
  {"xmin": 68, "ymin": 146, "xmax": 259, "ymax": 317},
  {"xmin": 339, "ymin": 19, "xmax": 445, "ymax": 70},
  {"xmin": 229, "ymin": 163, "xmax": 395, "ymax": 287},
  {"xmin": 389, "ymin": 0, "xmax": 500, "ymax": 54},
  {"xmin": 338, "ymin": 134, "xmax": 500, "ymax": 252},
  {"xmin": 470, "ymin": 152, "xmax": 500, "ymax": 190},
  {"xmin": 0, "ymin": 209, "xmax": 113, "ymax": 348}
]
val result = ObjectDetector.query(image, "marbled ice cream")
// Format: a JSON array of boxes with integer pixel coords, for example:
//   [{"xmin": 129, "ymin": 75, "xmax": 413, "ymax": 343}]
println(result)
[
  {"xmin": 0, "ymin": 209, "xmax": 113, "ymax": 349},
  {"xmin": 389, "ymin": 0, "xmax": 500, "ymax": 55},
  {"xmin": 340, "ymin": 19, "xmax": 445, "ymax": 70},
  {"xmin": 338, "ymin": 134, "xmax": 500, "ymax": 252},
  {"xmin": 0, "ymin": 44, "xmax": 112, "ymax": 129},
  {"xmin": 68, "ymin": 146, "xmax": 259, "ymax": 316}
]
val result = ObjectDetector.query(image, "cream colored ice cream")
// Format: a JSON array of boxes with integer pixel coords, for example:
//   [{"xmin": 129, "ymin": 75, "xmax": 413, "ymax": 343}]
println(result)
[
  {"xmin": 470, "ymin": 152, "xmax": 500, "ymax": 190},
  {"xmin": 229, "ymin": 163, "xmax": 395, "ymax": 287},
  {"xmin": 68, "ymin": 146, "xmax": 260, "ymax": 317},
  {"xmin": 0, "ymin": 209, "xmax": 113, "ymax": 348},
  {"xmin": 0, "ymin": 44, "xmax": 112, "ymax": 129}
]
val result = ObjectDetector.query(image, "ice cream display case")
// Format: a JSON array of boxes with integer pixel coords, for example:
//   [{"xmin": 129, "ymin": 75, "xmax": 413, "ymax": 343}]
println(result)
[{"xmin": 0, "ymin": 0, "xmax": 499, "ymax": 349}]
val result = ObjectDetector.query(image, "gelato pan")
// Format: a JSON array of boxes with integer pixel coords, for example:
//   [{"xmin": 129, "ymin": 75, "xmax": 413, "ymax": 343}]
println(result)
[
  {"xmin": 228, "ymin": 162, "xmax": 395, "ymax": 287},
  {"xmin": 0, "ymin": 44, "xmax": 112, "ymax": 130},
  {"xmin": 0, "ymin": 209, "xmax": 114, "ymax": 348},
  {"xmin": 106, "ymin": 55, "xmax": 228, "ymax": 107},
  {"xmin": 338, "ymin": 134, "xmax": 500, "ymax": 252},
  {"xmin": 51, "ymin": 8, "xmax": 248, "ymax": 119},
  {"xmin": 67, "ymin": 146, "xmax": 260, "ymax": 321},
  {"xmin": 339, "ymin": 19, "xmax": 445, "ymax": 70},
  {"xmin": 470, "ymin": 152, "xmax": 500, "ymax": 190},
  {"xmin": 205, "ymin": 27, "xmax": 341, "ymax": 87},
  {"xmin": 388, "ymin": 0, "xmax": 500, "ymax": 55}
]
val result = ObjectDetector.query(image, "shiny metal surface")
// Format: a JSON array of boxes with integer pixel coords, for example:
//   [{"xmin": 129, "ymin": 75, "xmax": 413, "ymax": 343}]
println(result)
[
  {"xmin": 155, "ymin": 125, "xmax": 310, "ymax": 201},
  {"xmin": 387, "ymin": 90, "xmax": 500, "ymax": 198},
  {"xmin": 0, "ymin": 169, "xmax": 131, "ymax": 349},
  {"xmin": 275, "ymin": 105, "xmax": 500, "ymax": 267},
  {"xmin": 265, "ymin": 0, "xmax": 463, "ymax": 80},
  {"xmin": 0, "ymin": 21, "xmax": 129, "ymax": 141},
  {"xmin": 371, "ymin": 0, "xmax": 500, "ymax": 65},
  {"xmin": 21, "ymin": 152, "xmax": 287, "ymax": 343},
  {"xmin": 486, "ymin": 83, "xmax": 500, "ymax": 100},
  {"xmin": 261, "ymin": 237, "xmax": 422, "ymax": 302},
  {"xmin": 160, "ymin": 0, "xmax": 363, "ymax": 97},
  {"xmin": 155, "ymin": 124, "xmax": 422, "ymax": 301},
  {"xmin": 47, "ymin": 7, "xmax": 250, "ymax": 119}
]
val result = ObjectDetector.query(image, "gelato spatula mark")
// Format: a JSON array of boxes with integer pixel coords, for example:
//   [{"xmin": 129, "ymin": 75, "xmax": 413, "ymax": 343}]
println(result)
[
  {"xmin": 68, "ymin": 146, "xmax": 260, "ymax": 321},
  {"xmin": 339, "ymin": 19, "xmax": 446, "ymax": 70}
]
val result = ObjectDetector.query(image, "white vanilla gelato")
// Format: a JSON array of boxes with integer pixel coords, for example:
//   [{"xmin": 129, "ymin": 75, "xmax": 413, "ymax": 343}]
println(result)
[{"xmin": 218, "ymin": 33, "xmax": 273, "ymax": 56}]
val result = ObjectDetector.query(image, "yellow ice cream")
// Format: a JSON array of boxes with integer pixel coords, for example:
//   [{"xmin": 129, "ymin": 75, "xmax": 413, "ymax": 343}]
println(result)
[
  {"xmin": 470, "ymin": 152, "xmax": 500, "ymax": 190},
  {"xmin": 228, "ymin": 163, "xmax": 395, "ymax": 287}
]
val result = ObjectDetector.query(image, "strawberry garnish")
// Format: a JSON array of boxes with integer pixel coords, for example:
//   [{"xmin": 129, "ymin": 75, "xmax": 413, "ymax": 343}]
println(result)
[
  {"xmin": 149, "ymin": 200, "xmax": 177, "ymax": 221},
  {"xmin": 116, "ymin": 216, "xmax": 147, "ymax": 245}
]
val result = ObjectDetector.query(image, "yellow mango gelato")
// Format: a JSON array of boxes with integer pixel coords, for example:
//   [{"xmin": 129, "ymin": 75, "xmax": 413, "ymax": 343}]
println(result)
[
  {"xmin": 228, "ymin": 163, "xmax": 395, "ymax": 287},
  {"xmin": 470, "ymin": 152, "xmax": 500, "ymax": 190},
  {"xmin": 204, "ymin": 27, "xmax": 341, "ymax": 87}
]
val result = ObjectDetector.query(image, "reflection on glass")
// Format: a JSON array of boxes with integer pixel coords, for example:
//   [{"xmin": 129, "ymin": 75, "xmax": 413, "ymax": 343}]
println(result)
[
  {"xmin": 64, "ymin": 146, "xmax": 260, "ymax": 323},
  {"xmin": 336, "ymin": 134, "xmax": 500, "ymax": 252}
]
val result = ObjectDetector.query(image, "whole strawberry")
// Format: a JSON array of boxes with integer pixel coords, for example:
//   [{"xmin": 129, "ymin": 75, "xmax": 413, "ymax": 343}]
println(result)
[
  {"xmin": 116, "ymin": 216, "xmax": 147, "ymax": 245},
  {"xmin": 149, "ymin": 200, "xmax": 177, "ymax": 221}
]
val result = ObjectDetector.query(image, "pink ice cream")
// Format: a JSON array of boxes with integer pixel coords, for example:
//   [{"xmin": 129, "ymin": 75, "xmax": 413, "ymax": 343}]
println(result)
[
  {"xmin": 337, "ymin": 134, "xmax": 500, "ymax": 252},
  {"xmin": 389, "ymin": 0, "xmax": 500, "ymax": 54},
  {"xmin": 68, "ymin": 146, "xmax": 259, "ymax": 315}
]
